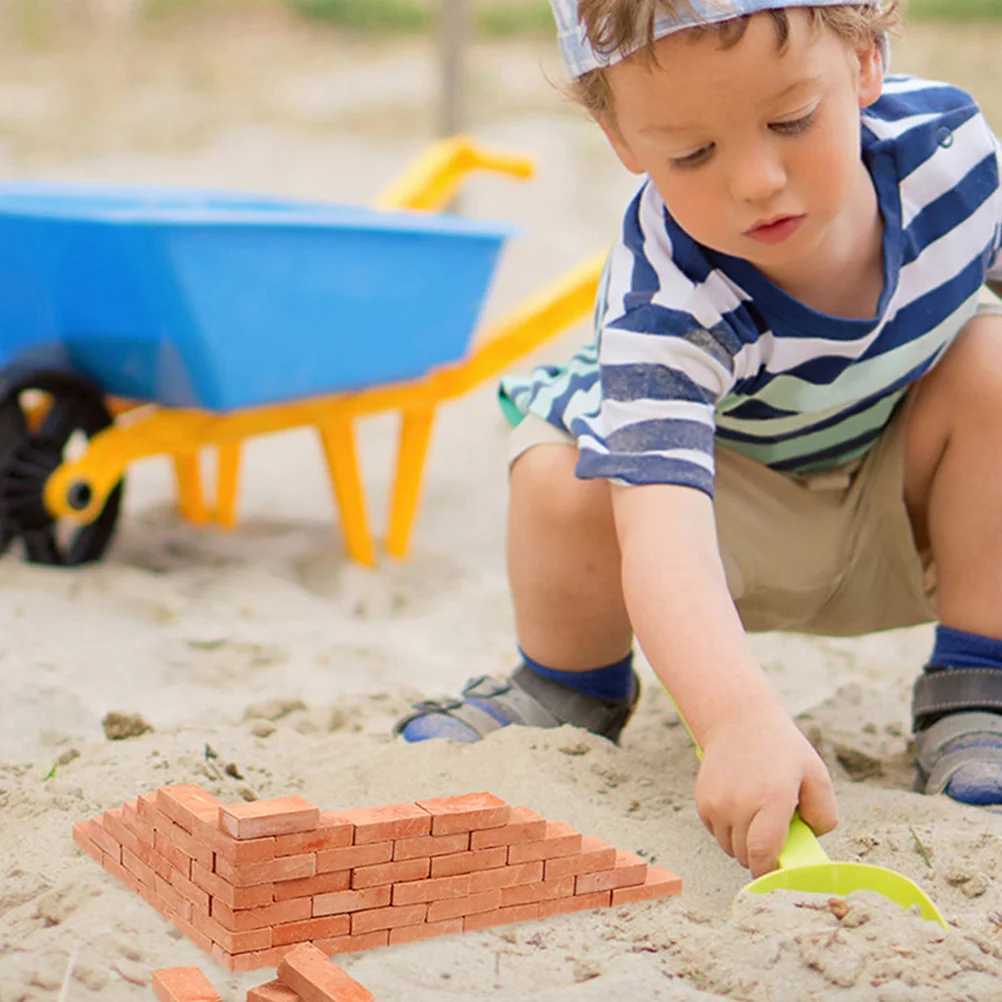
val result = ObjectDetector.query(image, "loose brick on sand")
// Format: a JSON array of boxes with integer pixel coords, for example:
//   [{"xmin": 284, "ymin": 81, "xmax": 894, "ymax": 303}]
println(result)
[
  {"xmin": 152, "ymin": 967, "xmax": 221, "ymax": 1002},
  {"xmin": 278, "ymin": 942, "xmax": 375, "ymax": 1002}
]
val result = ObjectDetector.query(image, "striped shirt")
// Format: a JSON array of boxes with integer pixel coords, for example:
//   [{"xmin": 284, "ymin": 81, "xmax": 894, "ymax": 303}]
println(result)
[{"xmin": 500, "ymin": 76, "xmax": 1002, "ymax": 497}]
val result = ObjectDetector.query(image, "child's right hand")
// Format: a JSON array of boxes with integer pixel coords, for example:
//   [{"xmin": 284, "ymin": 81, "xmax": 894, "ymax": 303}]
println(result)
[{"xmin": 694, "ymin": 705, "xmax": 838, "ymax": 878}]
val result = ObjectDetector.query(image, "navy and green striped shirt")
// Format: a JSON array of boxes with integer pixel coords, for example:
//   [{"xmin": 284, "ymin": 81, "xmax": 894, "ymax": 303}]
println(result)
[{"xmin": 501, "ymin": 76, "xmax": 1002, "ymax": 496}]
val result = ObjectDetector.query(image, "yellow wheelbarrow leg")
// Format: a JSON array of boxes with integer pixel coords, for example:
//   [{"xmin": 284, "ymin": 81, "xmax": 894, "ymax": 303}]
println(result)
[
  {"xmin": 173, "ymin": 452, "xmax": 210, "ymax": 525},
  {"xmin": 386, "ymin": 405, "xmax": 436, "ymax": 560},
  {"xmin": 666, "ymin": 694, "xmax": 947, "ymax": 927},
  {"xmin": 317, "ymin": 417, "xmax": 377, "ymax": 568},
  {"xmin": 214, "ymin": 442, "xmax": 242, "ymax": 529}
]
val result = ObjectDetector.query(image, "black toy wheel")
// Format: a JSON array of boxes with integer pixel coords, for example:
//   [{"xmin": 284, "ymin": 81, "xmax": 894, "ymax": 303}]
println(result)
[{"xmin": 0, "ymin": 371, "xmax": 124, "ymax": 566}]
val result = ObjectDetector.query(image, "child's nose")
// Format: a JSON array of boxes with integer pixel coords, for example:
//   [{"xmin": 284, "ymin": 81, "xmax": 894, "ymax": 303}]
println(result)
[{"xmin": 728, "ymin": 150, "xmax": 787, "ymax": 205}]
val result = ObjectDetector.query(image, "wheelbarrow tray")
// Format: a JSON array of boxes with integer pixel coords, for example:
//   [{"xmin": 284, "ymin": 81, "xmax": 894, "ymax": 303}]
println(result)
[{"xmin": 0, "ymin": 182, "xmax": 513, "ymax": 411}]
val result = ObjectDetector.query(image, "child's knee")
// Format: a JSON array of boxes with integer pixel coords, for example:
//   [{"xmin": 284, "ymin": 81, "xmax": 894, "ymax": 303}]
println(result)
[{"xmin": 510, "ymin": 444, "xmax": 613, "ymax": 531}]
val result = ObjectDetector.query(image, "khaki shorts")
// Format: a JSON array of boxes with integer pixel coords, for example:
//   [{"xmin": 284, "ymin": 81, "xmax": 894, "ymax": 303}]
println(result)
[{"xmin": 508, "ymin": 290, "xmax": 1002, "ymax": 637}]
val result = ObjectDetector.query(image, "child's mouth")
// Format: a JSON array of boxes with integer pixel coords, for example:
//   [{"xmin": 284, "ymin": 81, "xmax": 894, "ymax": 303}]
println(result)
[{"xmin": 746, "ymin": 214, "xmax": 805, "ymax": 245}]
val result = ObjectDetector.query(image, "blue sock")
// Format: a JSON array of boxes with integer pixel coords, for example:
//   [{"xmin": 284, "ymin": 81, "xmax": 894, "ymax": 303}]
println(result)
[
  {"xmin": 929, "ymin": 625, "xmax": 1002, "ymax": 671},
  {"xmin": 926, "ymin": 625, "xmax": 1002, "ymax": 807},
  {"xmin": 522, "ymin": 649, "xmax": 634, "ymax": 701}
]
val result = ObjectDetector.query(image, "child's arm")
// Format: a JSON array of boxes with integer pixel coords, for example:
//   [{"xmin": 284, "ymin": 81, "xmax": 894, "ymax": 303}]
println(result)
[{"xmin": 612, "ymin": 481, "xmax": 838, "ymax": 877}]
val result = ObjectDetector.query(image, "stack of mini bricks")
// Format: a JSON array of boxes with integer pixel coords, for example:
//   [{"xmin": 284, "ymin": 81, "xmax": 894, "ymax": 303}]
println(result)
[
  {"xmin": 153, "ymin": 943, "xmax": 373, "ymax": 1002},
  {"xmin": 73, "ymin": 785, "xmax": 681, "ymax": 972}
]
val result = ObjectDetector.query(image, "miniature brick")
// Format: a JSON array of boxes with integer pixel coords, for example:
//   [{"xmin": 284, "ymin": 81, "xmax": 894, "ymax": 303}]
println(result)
[
  {"xmin": 278, "ymin": 943, "xmax": 375, "ymax": 1002},
  {"xmin": 464, "ymin": 902, "xmax": 541, "ymax": 931},
  {"xmin": 575, "ymin": 850, "xmax": 648, "ymax": 895},
  {"xmin": 121, "ymin": 800, "xmax": 156, "ymax": 846},
  {"xmin": 247, "ymin": 980, "xmax": 300, "ymax": 1002},
  {"xmin": 611, "ymin": 866, "xmax": 683, "ymax": 905},
  {"xmin": 426, "ymin": 889, "xmax": 502, "ymax": 923},
  {"xmin": 245, "ymin": 944, "xmax": 299, "ymax": 970},
  {"xmin": 313, "ymin": 884, "xmax": 392, "ymax": 917},
  {"xmin": 122, "ymin": 846, "xmax": 157, "ymax": 888},
  {"xmin": 393, "ymin": 831, "xmax": 470, "ymax": 861},
  {"xmin": 351, "ymin": 857, "xmax": 430, "ymax": 890},
  {"xmin": 192, "ymin": 908, "xmax": 272, "ymax": 955},
  {"xmin": 274, "ymin": 869, "xmax": 351, "ymax": 902},
  {"xmin": 429, "ymin": 846, "xmax": 507, "ymax": 878},
  {"xmin": 388, "ymin": 918, "xmax": 464, "ymax": 946},
  {"xmin": 72, "ymin": 822, "xmax": 102, "ymax": 864},
  {"xmin": 220, "ymin": 796, "xmax": 320, "ymax": 841},
  {"xmin": 190, "ymin": 861, "xmax": 274, "ymax": 910},
  {"xmin": 169, "ymin": 867, "xmax": 211, "ymax": 913},
  {"xmin": 103, "ymin": 810, "xmax": 149, "ymax": 864},
  {"xmin": 154, "ymin": 874, "xmax": 191, "ymax": 920},
  {"xmin": 501, "ymin": 876, "xmax": 576, "ymax": 907},
  {"xmin": 152, "ymin": 966, "xmax": 221, "ymax": 1002},
  {"xmin": 137, "ymin": 792, "xmax": 160, "ymax": 824},
  {"xmin": 215, "ymin": 851, "xmax": 316, "ymax": 887},
  {"xmin": 155, "ymin": 830, "xmax": 192, "ymax": 879},
  {"xmin": 89, "ymin": 817, "xmax": 122, "ymax": 862},
  {"xmin": 470, "ymin": 807, "xmax": 547, "ymax": 850},
  {"xmin": 313, "ymin": 930, "xmax": 388, "ymax": 957},
  {"xmin": 350, "ymin": 902, "xmax": 427, "ymax": 935},
  {"xmin": 210, "ymin": 896, "xmax": 311, "ymax": 933},
  {"xmin": 157, "ymin": 786, "xmax": 222, "ymax": 833},
  {"xmin": 538, "ymin": 889, "xmax": 611, "ymax": 919},
  {"xmin": 508, "ymin": 822, "xmax": 582, "ymax": 865},
  {"xmin": 415, "ymin": 793, "xmax": 510, "ymax": 835},
  {"xmin": 274, "ymin": 812, "xmax": 354, "ymax": 856},
  {"xmin": 103, "ymin": 853, "xmax": 140, "ymax": 893},
  {"xmin": 333, "ymin": 803, "xmax": 431, "ymax": 844},
  {"xmin": 469, "ymin": 860, "xmax": 543, "ymax": 894},
  {"xmin": 165, "ymin": 910, "xmax": 215, "ymax": 956},
  {"xmin": 162, "ymin": 819, "xmax": 214, "ymax": 869},
  {"xmin": 272, "ymin": 914, "xmax": 351, "ymax": 946},
  {"xmin": 316, "ymin": 842, "xmax": 393, "ymax": 874},
  {"xmin": 192, "ymin": 816, "xmax": 277, "ymax": 866},
  {"xmin": 211, "ymin": 942, "xmax": 267, "ymax": 973},
  {"xmin": 391, "ymin": 873, "xmax": 472, "ymax": 906},
  {"xmin": 544, "ymin": 836, "xmax": 618, "ymax": 881}
]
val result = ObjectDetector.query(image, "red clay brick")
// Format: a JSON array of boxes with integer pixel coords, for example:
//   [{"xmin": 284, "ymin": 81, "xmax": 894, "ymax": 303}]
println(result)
[
  {"xmin": 388, "ymin": 918, "xmax": 464, "ymax": 945},
  {"xmin": 333, "ymin": 803, "xmax": 431, "ymax": 844},
  {"xmin": 192, "ymin": 908, "xmax": 272, "ymax": 955},
  {"xmin": 271, "ymin": 914, "xmax": 351, "ymax": 946},
  {"xmin": 211, "ymin": 896, "xmax": 311, "ymax": 932},
  {"xmin": 190, "ymin": 815, "xmax": 276, "ymax": 866},
  {"xmin": 215, "ymin": 851, "xmax": 316, "ymax": 887},
  {"xmin": 122, "ymin": 846, "xmax": 157, "ymax": 888},
  {"xmin": 393, "ymin": 831, "xmax": 469, "ymax": 861},
  {"xmin": 190, "ymin": 861, "xmax": 274, "ymax": 910},
  {"xmin": 154, "ymin": 829, "xmax": 191, "ymax": 879},
  {"xmin": 163, "ymin": 820, "xmax": 214, "ymax": 869},
  {"xmin": 245, "ymin": 945, "xmax": 299, "ymax": 971},
  {"xmin": 611, "ymin": 866, "xmax": 682, "ymax": 905},
  {"xmin": 169, "ymin": 866, "xmax": 211, "ymax": 913},
  {"xmin": 429, "ymin": 846, "xmax": 507, "ymax": 878},
  {"xmin": 165, "ymin": 909, "xmax": 215, "ymax": 955},
  {"xmin": 138, "ymin": 882, "xmax": 168, "ymax": 917},
  {"xmin": 220, "ymin": 797, "xmax": 320, "ymax": 841},
  {"xmin": 313, "ymin": 885, "xmax": 391, "ymax": 917},
  {"xmin": 575, "ymin": 851, "xmax": 648, "ymax": 895},
  {"xmin": 247, "ymin": 980, "xmax": 299, "ymax": 1002},
  {"xmin": 316, "ymin": 842, "xmax": 393, "ymax": 874},
  {"xmin": 415, "ymin": 793, "xmax": 510, "ymax": 835},
  {"xmin": 89, "ymin": 817, "xmax": 122, "ymax": 863},
  {"xmin": 470, "ymin": 807, "xmax": 547, "ymax": 850},
  {"xmin": 154, "ymin": 875, "xmax": 191, "ymax": 920},
  {"xmin": 137, "ymin": 792, "xmax": 160, "ymax": 824},
  {"xmin": 508, "ymin": 822, "xmax": 582, "ymax": 864},
  {"xmin": 152, "ymin": 966, "xmax": 221, "ymax": 1002},
  {"xmin": 121, "ymin": 800, "xmax": 156, "ymax": 846},
  {"xmin": 274, "ymin": 812, "xmax": 354, "ymax": 856},
  {"xmin": 278, "ymin": 943, "xmax": 374, "ymax": 1002},
  {"xmin": 274, "ymin": 869, "xmax": 351, "ymax": 901},
  {"xmin": 157, "ymin": 786, "xmax": 221, "ymax": 833},
  {"xmin": 464, "ymin": 902, "xmax": 541, "ymax": 931},
  {"xmin": 314, "ymin": 930, "xmax": 388, "ymax": 957},
  {"xmin": 426, "ymin": 889, "xmax": 502, "ymax": 922},
  {"xmin": 501, "ymin": 876, "xmax": 576, "ymax": 907},
  {"xmin": 392, "ymin": 873, "xmax": 471, "ymax": 905},
  {"xmin": 350, "ymin": 903, "xmax": 426, "ymax": 934},
  {"xmin": 147, "ymin": 848, "xmax": 175, "ymax": 883},
  {"xmin": 544, "ymin": 837, "xmax": 618, "ymax": 881},
  {"xmin": 538, "ymin": 890, "xmax": 611, "ymax": 918},
  {"xmin": 72, "ymin": 822, "xmax": 102, "ymax": 864},
  {"xmin": 469, "ymin": 861, "xmax": 543, "ymax": 893},
  {"xmin": 102, "ymin": 853, "xmax": 140, "ymax": 893},
  {"xmin": 209, "ymin": 944, "xmax": 258, "ymax": 973},
  {"xmin": 351, "ymin": 857, "xmax": 429, "ymax": 889}
]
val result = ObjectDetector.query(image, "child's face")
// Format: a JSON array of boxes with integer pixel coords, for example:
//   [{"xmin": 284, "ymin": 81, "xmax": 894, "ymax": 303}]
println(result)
[{"xmin": 599, "ymin": 11, "xmax": 884, "ymax": 280}]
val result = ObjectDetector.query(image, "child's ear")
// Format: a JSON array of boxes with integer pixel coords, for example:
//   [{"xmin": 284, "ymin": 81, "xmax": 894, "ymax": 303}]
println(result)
[
  {"xmin": 856, "ymin": 38, "xmax": 884, "ymax": 109},
  {"xmin": 597, "ymin": 116, "xmax": 646, "ymax": 175}
]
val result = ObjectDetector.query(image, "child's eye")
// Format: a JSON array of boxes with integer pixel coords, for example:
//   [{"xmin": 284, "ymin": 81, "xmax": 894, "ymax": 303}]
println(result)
[
  {"xmin": 770, "ymin": 110, "xmax": 817, "ymax": 136},
  {"xmin": 670, "ymin": 145, "xmax": 714, "ymax": 170}
]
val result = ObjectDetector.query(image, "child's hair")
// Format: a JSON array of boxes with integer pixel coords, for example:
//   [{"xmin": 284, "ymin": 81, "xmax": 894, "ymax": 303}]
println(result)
[{"xmin": 573, "ymin": 1, "xmax": 902, "ymax": 118}]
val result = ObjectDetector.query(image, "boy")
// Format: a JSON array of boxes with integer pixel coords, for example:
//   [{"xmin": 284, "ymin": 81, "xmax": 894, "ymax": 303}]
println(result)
[{"xmin": 395, "ymin": 0, "xmax": 1002, "ymax": 878}]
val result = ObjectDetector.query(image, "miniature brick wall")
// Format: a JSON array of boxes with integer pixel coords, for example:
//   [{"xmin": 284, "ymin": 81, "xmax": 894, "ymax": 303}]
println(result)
[
  {"xmin": 153, "ymin": 944, "xmax": 373, "ymax": 1002},
  {"xmin": 74, "ymin": 785, "xmax": 681, "ymax": 973}
]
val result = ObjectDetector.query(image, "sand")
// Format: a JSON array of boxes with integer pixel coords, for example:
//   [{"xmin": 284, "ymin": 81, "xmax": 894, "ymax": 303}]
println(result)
[{"xmin": 2, "ymin": 12, "xmax": 1002, "ymax": 1002}]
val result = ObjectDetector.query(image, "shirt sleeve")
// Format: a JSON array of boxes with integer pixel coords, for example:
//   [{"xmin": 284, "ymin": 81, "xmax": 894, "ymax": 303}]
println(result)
[{"xmin": 574, "ymin": 186, "xmax": 740, "ymax": 497}]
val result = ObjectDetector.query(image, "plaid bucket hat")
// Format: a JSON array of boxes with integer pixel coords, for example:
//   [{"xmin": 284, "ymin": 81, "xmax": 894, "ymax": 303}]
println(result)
[{"xmin": 550, "ymin": 0, "xmax": 888, "ymax": 78}]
